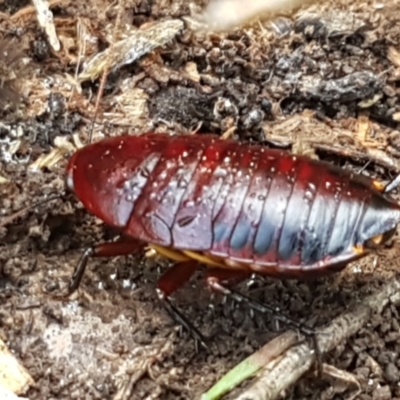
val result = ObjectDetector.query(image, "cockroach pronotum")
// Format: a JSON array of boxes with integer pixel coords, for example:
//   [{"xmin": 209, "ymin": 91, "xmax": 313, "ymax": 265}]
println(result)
[{"xmin": 64, "ymin": 132, "xmax": 400, "ymax": 345}]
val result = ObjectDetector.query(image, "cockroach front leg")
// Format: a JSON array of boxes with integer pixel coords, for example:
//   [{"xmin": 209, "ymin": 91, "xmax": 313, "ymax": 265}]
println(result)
[
  {"xmin": 156, "ymin": 260, "xmax": 208, "ymax": 350},
  {"xmin": 66, "ymin": 236, "xmax": 145, "ymax": 296}
]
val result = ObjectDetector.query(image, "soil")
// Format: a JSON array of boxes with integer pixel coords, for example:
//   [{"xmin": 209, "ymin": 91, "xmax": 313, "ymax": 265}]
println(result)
[{"xmin": 1, "ymin": 0, "xmax": 400, "ymax": 399}]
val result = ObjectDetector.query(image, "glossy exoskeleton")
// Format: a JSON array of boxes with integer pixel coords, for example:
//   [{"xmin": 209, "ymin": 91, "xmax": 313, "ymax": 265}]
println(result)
[{"xmin": 65, "ymin": 133, "xmax": 400, "ymax": 344}]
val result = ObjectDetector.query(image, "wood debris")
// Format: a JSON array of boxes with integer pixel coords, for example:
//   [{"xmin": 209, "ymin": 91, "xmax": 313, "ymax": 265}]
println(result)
[
  {"xmin": 28, "ymin": 136, "xmax": 75, "ymax": 171},
  {"xmin": 0, "ymin": 39, "xmax": 29, "ymax": 111},
  {"xmin": 0, "ymin": 338, "xmax": 33, "ymax": 395},
  {"xmin": 78, "ymin": 19, "xmax": 184, "ymax": 82},
  {"xmin": 31, "ymin": 0, "xmax": 60, "ymax": 51},
  {"xmin": 0, "ymin": 386, "xmax": 29, "ymax": 400},
  {"xmin": 387, "ymin": 46, "xmax": 400, "ymax": 68}
]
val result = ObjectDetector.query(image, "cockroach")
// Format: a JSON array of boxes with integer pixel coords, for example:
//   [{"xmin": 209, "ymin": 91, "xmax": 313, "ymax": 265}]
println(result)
[{"xmin": 64, "ymin": 132, "xmax": 400, "ymax": 345}]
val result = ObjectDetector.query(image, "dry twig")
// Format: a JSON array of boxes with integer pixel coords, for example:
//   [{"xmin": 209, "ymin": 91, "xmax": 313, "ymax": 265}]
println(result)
[
  {"xmin": 31, "ymin": 0, "xmax": 60, "ymax": 51},
  {"xmin": 0, "ymin": 338, "xmax": 33, "ymax": 395},
  {"xmin": 235, "ymin": 278, "xmax": 400, "ymax": 400},
  {"xmin": 78, "ymin": 19, "xmax": 184, "ymax": 82}
]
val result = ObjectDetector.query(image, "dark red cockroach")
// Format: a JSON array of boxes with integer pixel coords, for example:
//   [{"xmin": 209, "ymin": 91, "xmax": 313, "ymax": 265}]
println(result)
[{"xmin": 65, "ymin": 132, "xmax": 400, "ymax": 344}]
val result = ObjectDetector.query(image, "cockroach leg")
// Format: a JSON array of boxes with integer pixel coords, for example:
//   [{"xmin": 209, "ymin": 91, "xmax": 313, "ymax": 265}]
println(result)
[
  {"xmin": 156, "ymin": 261, "xmax": 208, "ymax": 350},
  {"xmin": 160, "ymin": 296, "xmax": 208, "ymax": 351},
  {"xmin": 205, "ymin": 268, "xmax": 323, "ymax": 374},
  {"xmin": 204, "ymin": 268, "xmax": 251, "ymax": 287},
  {"xmin": 67, "ymin": 237, "xmax": 145, "ymax": 296},
  {"xmin": 67, "ymin": 247, "xmax": 93, "ymax": 295},
  {"xmin": 384, "ymin": 174, "xmax": 400, "ymax": 194},
  {"xmin": 206, "ymin": 269, "xmax": 323, "ymax": 374},
  {"xmin": 205, "ymin": 268, "xmax": 311, "ymax": 332},
  {"xmin": 205, "ymin": 268, "xmax": 316, "ymax": 333},
  {"xmin": 157, "ymin": 260, "xmax": 199, "ymax": 297}
]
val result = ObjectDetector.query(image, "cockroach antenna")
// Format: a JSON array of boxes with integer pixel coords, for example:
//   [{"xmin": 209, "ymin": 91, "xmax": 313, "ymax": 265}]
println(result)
[
  {"xmin": 0, "ymin": 38, "xmax": 29, "ymax": 112},
  {"xmin": 0, "ymin": 192, "xmax": 66, "ymax": 229},
  {"xmin": 88, "ymin": 0, "xmax": 124, "ymax": 144}
]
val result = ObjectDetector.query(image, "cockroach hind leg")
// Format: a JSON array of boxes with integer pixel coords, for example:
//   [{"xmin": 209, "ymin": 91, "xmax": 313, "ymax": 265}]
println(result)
[
  {"xmin": 206, "ymin": 271, "xmax": 325, "ymax": 371},
  {"xmin": 156, "ymin": 261, "xmax": 209, "ymax": 350},
  {"xmin": 211, "ymin": 281, "xmax": 316, "ymax": 335},
  {"xmin": 157, "ymin": 289, "xmax": 209, "ymax": 351}
]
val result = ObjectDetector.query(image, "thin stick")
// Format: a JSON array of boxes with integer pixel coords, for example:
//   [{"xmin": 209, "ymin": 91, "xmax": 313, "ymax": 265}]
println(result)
[{"xmin": 88, "ymin": 0, "xmax": 124, "ymax": 143}]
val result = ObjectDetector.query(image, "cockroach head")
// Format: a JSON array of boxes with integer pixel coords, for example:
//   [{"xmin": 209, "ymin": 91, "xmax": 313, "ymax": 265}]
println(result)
[{"xmin": 63, "ymin": 136, "xmax": 141, "ymax": 229}]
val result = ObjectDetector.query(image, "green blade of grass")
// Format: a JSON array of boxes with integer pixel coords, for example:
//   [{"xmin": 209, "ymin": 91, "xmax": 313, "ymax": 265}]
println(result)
[{"xmin": 201, "ymin": 331, "xmax": 298, "ymax": 400}]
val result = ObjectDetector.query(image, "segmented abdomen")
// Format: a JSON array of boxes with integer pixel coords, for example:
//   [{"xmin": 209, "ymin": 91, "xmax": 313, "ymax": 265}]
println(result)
[
  {"xmin": 70, "ymin": 133, "xmax": 400, "ymax": 272},
  {"xmin": 121, "ymin": 134, "xmax": 369, "ymax": 266}
]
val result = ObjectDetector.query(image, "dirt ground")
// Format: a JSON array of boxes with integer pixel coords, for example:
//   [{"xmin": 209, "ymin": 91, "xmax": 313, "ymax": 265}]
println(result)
[{"xmin": 2, "ymin": 0, "xmax": 400, "ymax": 399}]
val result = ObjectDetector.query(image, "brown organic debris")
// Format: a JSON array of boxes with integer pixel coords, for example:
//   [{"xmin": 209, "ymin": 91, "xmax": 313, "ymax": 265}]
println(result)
[
  {"xmin": 78, "ymin": 19, "xmax": 184, "ymax": 81},
  {"xmin": 10, "ymin": 0, "xmax": 66, "ymax": 22},
  {"xmin": 263, "ymin": 112, "xmax": 400, "ymax": 171},
  {"xmin": 319, "ymin": 364, "xmax": 361, "ymax": 399},
  {"xmin": 0, "ymin": 39, "xmax": 29, "ymax": 111},
  {"xmin": 387, "ymin": 46, "xmax": 400, "ymax": 68}
]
